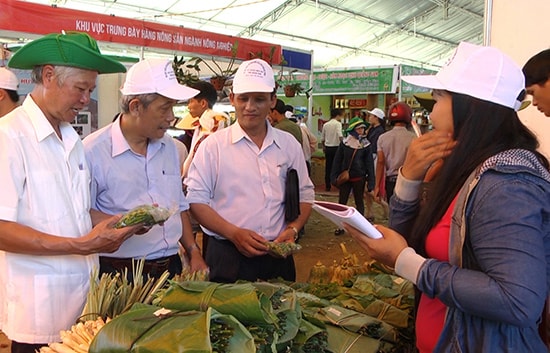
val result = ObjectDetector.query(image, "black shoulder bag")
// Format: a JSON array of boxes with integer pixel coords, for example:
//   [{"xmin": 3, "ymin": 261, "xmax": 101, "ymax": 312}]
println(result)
[{"xmin": 285, "ymin": 168, "xmax": 300, "ymax": 222}]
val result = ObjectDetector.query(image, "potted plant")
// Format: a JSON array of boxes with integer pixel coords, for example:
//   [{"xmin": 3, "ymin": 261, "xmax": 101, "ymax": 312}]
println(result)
[
  {"xmin": 248, "ymin": 45, "xmax": 277, "ymax": 64},
  {"xmin": 277, "ymin": 60, "xmax": 312, "ymax": 98},
  {"xmin": 188, "ymin": 41, "xmax": 240, "ymax": 91},
  {"xmin": 172, "ymin": 56, "xmax": 201, "ymax": 86},
  {"xmin": 283, "ymin": 81, "xmax": 304, "ymax": 98}
]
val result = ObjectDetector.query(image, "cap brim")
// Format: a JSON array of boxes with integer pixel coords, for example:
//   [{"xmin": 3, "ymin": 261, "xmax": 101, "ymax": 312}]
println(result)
[
  {"xmin": 401, "ymin": 74, "xmax": 445, "ymax": 91},
  {"xmin": 8, "ymin": 35, "xmax": 126, "ymax": 74},
  {"xmin": 232, "ymin": 83, "xmax": 274, "ymax": 94},
  {"xmin": 158, "ymin": 85, "xmax": 200, "ymax": 101}
]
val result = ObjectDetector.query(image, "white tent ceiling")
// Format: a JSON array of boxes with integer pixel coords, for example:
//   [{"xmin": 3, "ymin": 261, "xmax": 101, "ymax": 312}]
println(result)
[{"xmin": 2, "ymin": 0, "xmax": 485, "ymax": 71}]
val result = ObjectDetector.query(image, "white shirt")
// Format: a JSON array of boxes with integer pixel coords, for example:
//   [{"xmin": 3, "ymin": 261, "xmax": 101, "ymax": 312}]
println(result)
[
  {"xmin": 0, "ymin": 96, "xmax": 96, "ymax": 343},
  {"xmin": 321, "ymin": 118, "xmax": 343, "ymax": 147},
  {"xmin": 185, "ymin": 121, "xmax": 315, "ymax": 241}
]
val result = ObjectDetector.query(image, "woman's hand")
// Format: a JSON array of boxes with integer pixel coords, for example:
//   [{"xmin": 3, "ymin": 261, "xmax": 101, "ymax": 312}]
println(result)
[
  {"xmin": 401, "ymin": 131, "xmax": 456, "ymax": 181},
  {"xmin": 345, "ymin": 223, "xmax": 408, "ymax": 268}
]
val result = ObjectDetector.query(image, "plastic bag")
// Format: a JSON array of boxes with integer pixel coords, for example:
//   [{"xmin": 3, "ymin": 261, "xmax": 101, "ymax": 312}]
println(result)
[{"xmin": 114, "ymin": 204, "xmax": 174, "ymax": 228}]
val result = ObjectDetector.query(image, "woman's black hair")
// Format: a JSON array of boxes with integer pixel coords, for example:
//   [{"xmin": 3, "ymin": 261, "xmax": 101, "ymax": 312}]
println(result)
[{"xmin": 408, "ymin": 92, "xmax": 549, "ymax": 254}]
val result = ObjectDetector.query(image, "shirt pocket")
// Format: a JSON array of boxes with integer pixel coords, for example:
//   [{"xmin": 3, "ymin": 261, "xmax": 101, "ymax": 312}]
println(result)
[
  {"xmin": 151, "ymin": 174, "xmax": 185, "ymax": 210},
  {"xmin": 26, "ymin": 171, "xmax": 70, "ymax": 223}
]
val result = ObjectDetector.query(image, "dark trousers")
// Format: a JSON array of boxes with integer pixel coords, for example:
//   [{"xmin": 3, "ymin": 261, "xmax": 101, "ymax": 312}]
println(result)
[
  {"xmin": 11, "ymin": 341, "xmax": 45, "ymax": 353},
  {"xmin": 324, "ymin": 146, "xmax": 339, "ymax": 189},
  {"xmin": 205, "ymin": 235, "xmax": 296, "ymax": 283},
  {"xmin": 338, "ymin": 177, "xmax": 366, "ymax": 216},
  {"xmin": 99, "ymin": 254, "xmax": 182, "ymax": 283}
]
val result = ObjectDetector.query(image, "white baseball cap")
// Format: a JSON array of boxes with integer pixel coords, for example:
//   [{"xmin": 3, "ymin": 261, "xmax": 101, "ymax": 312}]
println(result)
[
  {"xmin": 402, "ymin": 42, "xmax": 525, "ymax": 111},
  {"xmin": 232, "ymin": 58, "xmax": 275, "ymax": 94},
  {"xmin": 0, "ymin": 67, "xmax": 18, "ymax": 91},
  {"xmin": 120, "ymin": 58, "xmax": 199, "ymax": 101},
  {"xmin": 367, "ymin": 108, "xmax": 385, "ymax": 120}
]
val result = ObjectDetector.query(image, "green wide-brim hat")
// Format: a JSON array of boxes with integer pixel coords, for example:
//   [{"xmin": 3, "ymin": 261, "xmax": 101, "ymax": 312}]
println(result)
[
  {"xmin": 8, "ymin": 31, "xmax": 126, "ymax": 74},
  {"xmin": 345, "ymin": 117, "xmax": 368, "ymax": 133}
]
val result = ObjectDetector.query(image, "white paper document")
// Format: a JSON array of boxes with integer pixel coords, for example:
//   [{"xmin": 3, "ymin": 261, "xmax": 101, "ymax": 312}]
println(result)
[{"xmin": 312, "ymin": 201, "xmax": 383, "ymax": 239}]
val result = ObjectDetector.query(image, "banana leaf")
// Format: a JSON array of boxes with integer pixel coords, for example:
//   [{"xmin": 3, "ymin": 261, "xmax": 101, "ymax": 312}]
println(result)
[
  {"xmin": 154, "ymin": 280, "xmax": 277, "ymax": 325},
  {"xmin": 324, "ymin": 325, "xmax": 394, "ymax": 353},
  {"xmin": 334, "ymin": 288, "xmax": 410, "ymax": 328},
  {"xmin": 89, "ymin": 303, "xmax": 255, "ymax": 353},
  {"xmin": 307, "ymin": 304, "xmax": 398, "ymax": 343},
  {"xmin": 353, "ymin": 273, "xmax": 414, "ymax": 298},
  {"xmin": 251, "ymin": 282, "xmax": 301, "ymax": 343},
  {"xmin": 291, "ymin": 318, "xmax": 331, "ymax": 353}
]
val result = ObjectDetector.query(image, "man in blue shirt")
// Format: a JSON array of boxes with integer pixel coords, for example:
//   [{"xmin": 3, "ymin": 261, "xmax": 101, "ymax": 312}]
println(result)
[{"xmin": 83, "ymin": 58, "xmax": 208, "ymax": 281}]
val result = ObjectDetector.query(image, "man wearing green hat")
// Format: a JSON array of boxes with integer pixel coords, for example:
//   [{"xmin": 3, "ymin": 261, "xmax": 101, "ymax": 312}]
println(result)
[{"xmin": 0, "ymin": 31, "xmax": 140, "ymax": 352}]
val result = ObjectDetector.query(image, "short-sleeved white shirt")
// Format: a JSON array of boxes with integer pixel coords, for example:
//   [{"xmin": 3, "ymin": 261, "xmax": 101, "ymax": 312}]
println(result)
[
  {"xmin": 0, "ymin": 96, "xmax": 96, "ymax": 343},
  {"xmin": 186, "ymin": 121, "xmax": 315, "ymax": 241}
]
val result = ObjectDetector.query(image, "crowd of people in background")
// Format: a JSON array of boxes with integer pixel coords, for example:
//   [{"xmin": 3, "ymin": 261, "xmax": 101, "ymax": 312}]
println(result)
[{"xmin": 0, "ymin": 30, "xmax": 550, "ymax": 352}]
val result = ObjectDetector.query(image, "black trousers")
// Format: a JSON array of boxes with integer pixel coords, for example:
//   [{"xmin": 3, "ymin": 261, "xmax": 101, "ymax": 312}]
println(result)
[
  {"xmin": 338, "ymin": 177, "xmax": 366, "ymax": 216},
  {"xmin": 324, "ymin": 146, "xmax": 339, "ymax": 189},
  {"xmin": 205, "ymin": 236, "xmax": 296, "ymax": 283},
  {"xmin": 11, "ymin": 341, "xmax": 45, "ymax": 353}
]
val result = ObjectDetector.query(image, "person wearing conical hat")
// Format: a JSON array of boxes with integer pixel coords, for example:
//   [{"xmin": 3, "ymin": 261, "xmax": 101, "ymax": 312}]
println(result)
[
  {"xmin": 180, "ymin": 80, "xmax": 229, "ymax": 179},
  {"xmin": 0, "ymin": 32, "xmax": 140, "ymax": 351}
]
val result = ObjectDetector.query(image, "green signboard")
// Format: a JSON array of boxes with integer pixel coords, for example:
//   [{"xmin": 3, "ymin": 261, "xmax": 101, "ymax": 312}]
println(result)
[
  {"xmin": 276, "ymin": 66, "xmax": 398, "ymax": 96},
  {"xmin": 312, "ymin": 67, "xmax": 397, "ymax": 94},
  {"xmin": 400, "ymin": 65, "xmax": 437, "ymax": 95}
]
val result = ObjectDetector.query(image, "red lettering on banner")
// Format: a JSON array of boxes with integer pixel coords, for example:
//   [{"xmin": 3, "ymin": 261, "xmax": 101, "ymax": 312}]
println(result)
[{"xmin": 0, "ymin": 0, "xmax": 282, "ymax": 62}]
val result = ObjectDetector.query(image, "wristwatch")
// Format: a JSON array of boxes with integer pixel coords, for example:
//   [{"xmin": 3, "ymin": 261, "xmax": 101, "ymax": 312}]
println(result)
[{"xmin": 287, "ymin": 225, "xmax": 299, "ymax": 241}]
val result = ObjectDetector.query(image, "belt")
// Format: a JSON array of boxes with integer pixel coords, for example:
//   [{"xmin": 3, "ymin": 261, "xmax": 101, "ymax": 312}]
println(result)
[
  {"xmin": 386, "ymin": 175, "xmax": 398, "ymax": 183},
  {"xmin": 99, "ymin": 254, "xmax": 179, "ymax": 276}
]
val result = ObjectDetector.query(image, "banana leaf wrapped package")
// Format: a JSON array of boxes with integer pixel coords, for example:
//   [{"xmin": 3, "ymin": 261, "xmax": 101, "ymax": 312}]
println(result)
[
  {"xmin": 154, "ymin": 281, "xmax": 278, "ymax": 325},
  {"xmin": 251, "ymin": 282, "xmax": 301, "ymax": 348},
  {"xmin": 292, "ymin": 318, "xmax": 331, "ymax": 353},
  {"xmin": 89, "ymin": 303, "xmax": 256, "ymax": 353},
  {"xmin": 324, "ymin": 325, "xmax": 394, "ymax": 353},
  {"xmin": 114, "ymin": 204, "xmax": 175, "ymax": 228},
  {"xmin": 305, "ymin": 304, "xmax": 398, "ymax": 343},
  {"xmin": 265, "ymin": 241, "xmax": 302, "ymax": 258}
]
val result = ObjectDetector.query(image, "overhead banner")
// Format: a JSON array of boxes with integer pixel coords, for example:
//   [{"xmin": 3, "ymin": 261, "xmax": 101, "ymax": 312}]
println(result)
[{"xmin": 0, "ymin": 0, "xmax": 282, "ymax": 62}]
